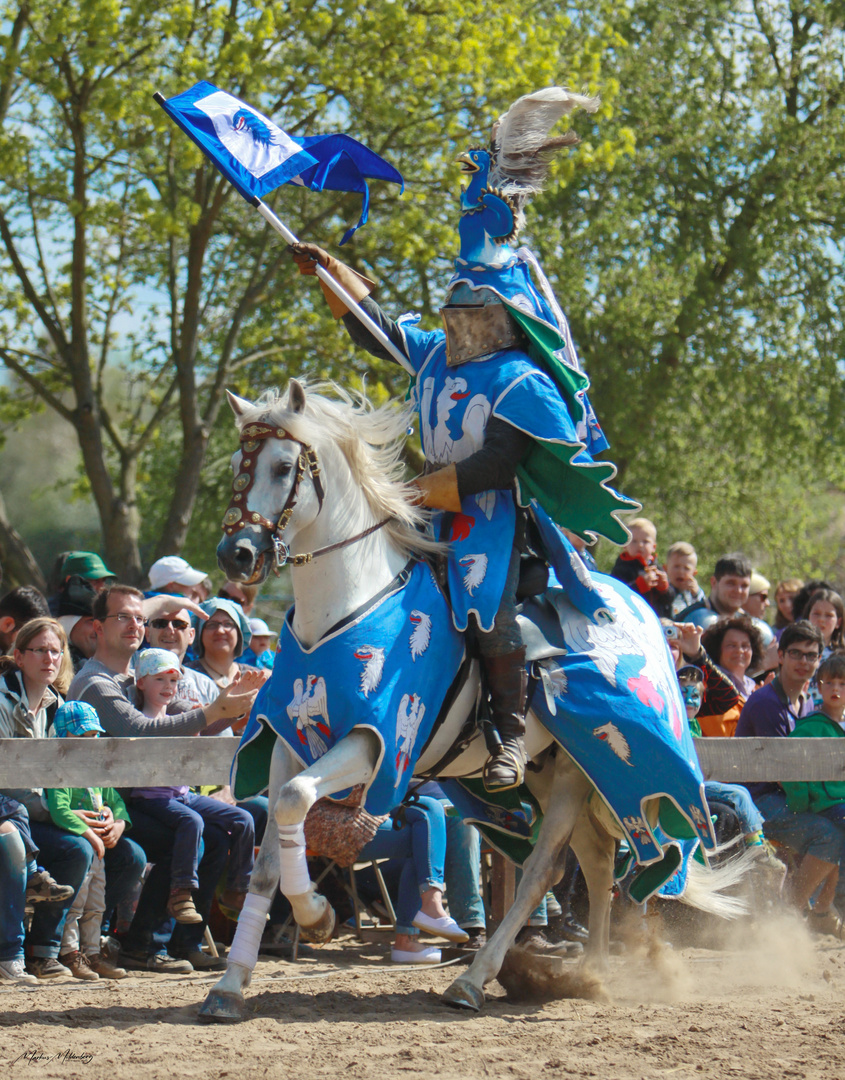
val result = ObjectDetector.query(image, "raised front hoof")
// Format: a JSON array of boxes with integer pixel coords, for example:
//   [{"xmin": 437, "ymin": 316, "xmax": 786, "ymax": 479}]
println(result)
[
  {"xmin": 442, "ymin": 977, "xmax": 485, "ymax": 1012},
  {"xmin": 197, "ymin": 989, "xmax": 249, "ymax": 1024},
  {"xmin": 298, "ymin": 903, "xmax": 336, "ymax": 944}
]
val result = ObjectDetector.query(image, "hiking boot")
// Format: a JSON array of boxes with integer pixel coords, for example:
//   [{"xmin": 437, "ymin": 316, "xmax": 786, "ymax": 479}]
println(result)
[
  {"xmin": 119, "ymin": 948, "xmax": 194, "ymax": 974},
  {"xmin": 25, "ymin": 870, "xmax": 75, "ymax": 905},
  {"xmin": 515, "ymin": 928, "xmax": 583, "ymax": 956},
  {"xmin": 807, "ymin": 909, "xmax": 844, "ymax": 939},
  {"xmin": 170, "ymin": 948, "xmax": 226, "ymax": 971},
  {"xmin": 167, "ymin": 888, "xmax": 203, "ymax": 924},
  {"xmin": 58, "ymin": 951, "xmax": 99, "ymax": 981},
  {"xmin": 0, "ymin": 958, "xmax": 39, "ymax": 985},
  {"xmin": 460, "ymin": 928, "xmax": 487, "ymax": 951},
  {"xmin": 26, "ymin": 957, "xmax": 71, "ymax": 979},
  {"xmin": 86, "ymin": 952, "xmax": 127, "ymax": 980}
]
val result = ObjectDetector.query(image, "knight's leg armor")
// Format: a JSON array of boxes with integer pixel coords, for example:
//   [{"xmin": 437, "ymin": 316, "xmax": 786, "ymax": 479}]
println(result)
[{"xmin": 478, "ymin": 546, "xmax": 528, "ymax": 792}]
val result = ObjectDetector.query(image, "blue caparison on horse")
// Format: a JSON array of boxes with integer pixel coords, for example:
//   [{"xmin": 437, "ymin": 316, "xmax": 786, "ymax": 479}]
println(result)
[{"xmin": 196, "ymin": 382, "xmax": 743, "ymax": 1023}]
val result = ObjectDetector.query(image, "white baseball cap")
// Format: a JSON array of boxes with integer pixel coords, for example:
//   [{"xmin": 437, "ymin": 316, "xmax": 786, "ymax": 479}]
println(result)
[
  {"xmin": 148, "ymin": 555, "xmax": 207, "ymax": 591},
  {"xmin": 248, "ymin": 618, "xmax": 276, "ymax": 638},
  {"xmin": 136, "ymin": 648, "xmax": 182, "ymax": 679}
]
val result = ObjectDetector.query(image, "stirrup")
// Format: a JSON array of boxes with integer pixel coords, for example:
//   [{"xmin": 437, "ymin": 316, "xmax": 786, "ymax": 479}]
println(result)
[{"xmin": 482, "ymin": 745, "xmax": 526, "ymax": 792}]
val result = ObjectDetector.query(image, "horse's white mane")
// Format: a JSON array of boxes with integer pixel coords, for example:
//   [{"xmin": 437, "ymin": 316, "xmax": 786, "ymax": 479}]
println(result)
[{"xmin": 235, "ymin": 381, "xmax": 443, "ymax": 559}]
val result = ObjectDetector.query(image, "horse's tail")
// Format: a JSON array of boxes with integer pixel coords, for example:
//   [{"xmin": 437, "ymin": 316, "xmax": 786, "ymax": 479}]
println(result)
[{"xmin": 679, "ymin": 848, "xmax": 755, "ymax": 919}]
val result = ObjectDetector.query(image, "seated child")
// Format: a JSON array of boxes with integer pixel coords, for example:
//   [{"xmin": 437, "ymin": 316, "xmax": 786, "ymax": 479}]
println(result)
[
  {"xmin": 0, "ymin": 794, "xmax": 75, "ymax": 907},
  {"xmin": 665, "ymin": 541, "xmax": 706, "ymax": 618},
  {"xmin": 129, "ymin": 649, "xmax": 255, "ymax": 923},
  {"xmin": 677, "ymin": 665, "xmax": 783, "ymax": 871},
  {"xmin": 611, "ymin": 517, "xmax": 671, "ymax": 617},
  {"xmin": 46, "ymin": 701, "xmax": 130, "ymax": 980}
]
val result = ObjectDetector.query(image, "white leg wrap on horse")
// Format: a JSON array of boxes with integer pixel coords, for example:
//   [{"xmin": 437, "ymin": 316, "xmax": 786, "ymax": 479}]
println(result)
[
  {"xmin": 278, "ymin": 823, "xmax": 311, "ymax": 897},
  {"xmin": 226, "ymin": 892, "xmax": 272, "ymax": 971}
]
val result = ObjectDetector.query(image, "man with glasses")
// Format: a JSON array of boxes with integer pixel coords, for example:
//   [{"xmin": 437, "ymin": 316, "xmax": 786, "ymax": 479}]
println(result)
[
  {"xmin": 67, "ymin": 584, "xmax": 262, "ymax": 972},
  {"xmin": 736, "ymin": 620, "xmax": 845, "ymax": 933},
  {"xmin": 68, "ymin": 585, "xmax": 260, "ymax": 736}
]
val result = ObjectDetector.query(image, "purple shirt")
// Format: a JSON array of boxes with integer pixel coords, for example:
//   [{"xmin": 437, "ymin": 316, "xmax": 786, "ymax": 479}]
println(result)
[{"xmin": 735, "ymin": 678, "xmax": 813, "ymax": 798}]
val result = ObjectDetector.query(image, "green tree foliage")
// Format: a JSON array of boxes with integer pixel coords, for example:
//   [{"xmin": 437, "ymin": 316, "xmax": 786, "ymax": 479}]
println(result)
[
  {"xmin": 0, "ymin": 0, "xmax": 622, "ymax": 581},
  {"xmin": 528, "ymin": 0, "xmax": 845, "ymax": 579}
]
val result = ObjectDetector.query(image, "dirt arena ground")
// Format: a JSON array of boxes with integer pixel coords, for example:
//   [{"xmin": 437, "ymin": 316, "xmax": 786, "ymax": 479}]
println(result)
[{"xmin": 2, "ymin": 916, "xmax": 844, "ymax": 1080}]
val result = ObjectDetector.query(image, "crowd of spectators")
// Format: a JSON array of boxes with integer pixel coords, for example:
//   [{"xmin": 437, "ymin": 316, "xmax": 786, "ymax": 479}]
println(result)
[
  {"xmin": 1, "ymin": 526, "xmax": 843, "ymax": 986},
  {"xmin": 610, "ymin": 519, "xmax": 845, "ymax": 937}
]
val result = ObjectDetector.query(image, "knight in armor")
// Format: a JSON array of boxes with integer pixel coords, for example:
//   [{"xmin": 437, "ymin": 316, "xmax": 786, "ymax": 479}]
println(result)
[{"xmin": 290, "ymin": 89, "xmax": 635, "ymax": 791}]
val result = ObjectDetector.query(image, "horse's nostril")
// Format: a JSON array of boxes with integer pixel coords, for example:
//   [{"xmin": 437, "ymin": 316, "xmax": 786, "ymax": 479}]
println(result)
[{"xmin": 233, "ymin": 546, "xmax": 253, "ymax": 566}]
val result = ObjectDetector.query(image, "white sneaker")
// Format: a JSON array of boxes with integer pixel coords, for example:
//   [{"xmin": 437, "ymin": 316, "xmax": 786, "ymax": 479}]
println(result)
[{"xmin": 0, "ymin": 958, "xmax": 39, "ymax": 985}]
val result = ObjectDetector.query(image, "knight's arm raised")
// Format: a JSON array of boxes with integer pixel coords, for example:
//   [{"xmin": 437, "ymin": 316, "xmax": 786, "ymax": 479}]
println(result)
[{"xmin": 289, "ymin": 243, "xmax": 407, "ymax": 365}]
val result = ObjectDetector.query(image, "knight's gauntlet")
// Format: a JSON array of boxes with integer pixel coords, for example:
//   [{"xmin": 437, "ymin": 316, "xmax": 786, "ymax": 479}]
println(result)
[
  {"xmin": 319, "ymin": 257, "xmax": 376, "ymax": 318},
  {"xmin": 411, "ymin": 464, "xmax": 462, "ymax": 514}
]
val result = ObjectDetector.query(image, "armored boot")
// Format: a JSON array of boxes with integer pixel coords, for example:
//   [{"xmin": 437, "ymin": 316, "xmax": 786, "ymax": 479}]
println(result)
[{"xmin": 482, "ymin": 648, "xmax": 528, "ymax": 792}]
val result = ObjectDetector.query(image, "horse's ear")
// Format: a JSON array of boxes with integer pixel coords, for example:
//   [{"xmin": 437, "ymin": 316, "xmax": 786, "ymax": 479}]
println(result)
[
  {"xmin": 227, "ymin": 390, "xmax": 254, "ymax": 417},
  {"xmin": 288, "ymin": 379, "xmax": 306, "ymax": 415}
]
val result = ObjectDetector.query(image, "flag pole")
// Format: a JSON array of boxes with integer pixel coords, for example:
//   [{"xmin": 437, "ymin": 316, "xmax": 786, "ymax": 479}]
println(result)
[{"xmin": 254, "ymin": 200, "xmax": 410, "ymax": 368}]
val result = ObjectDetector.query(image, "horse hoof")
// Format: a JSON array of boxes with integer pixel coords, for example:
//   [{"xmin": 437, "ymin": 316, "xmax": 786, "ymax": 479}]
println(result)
[
  {"xmin": 299, "ymin": 903, "xmax": 336, "ymax": 944},
  {"xmin": 442, "ymin": 977, "xmax": 485, "ymax": 1012},
  {"xmin": 197, "ymin": 989, "xmax": 249, "ymax": 1024}
]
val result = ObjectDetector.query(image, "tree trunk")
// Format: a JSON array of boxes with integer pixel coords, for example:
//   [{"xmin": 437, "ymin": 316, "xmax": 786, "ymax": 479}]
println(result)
[{"xmin": 0, "ymin": 488, "xmax": 47, "ymax": 591}]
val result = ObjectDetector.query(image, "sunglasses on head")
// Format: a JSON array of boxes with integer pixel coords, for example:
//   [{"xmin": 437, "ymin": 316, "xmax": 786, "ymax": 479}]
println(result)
[{"xmin": 149, "ymin": 618, "xmax": 191, "ymax": 630}]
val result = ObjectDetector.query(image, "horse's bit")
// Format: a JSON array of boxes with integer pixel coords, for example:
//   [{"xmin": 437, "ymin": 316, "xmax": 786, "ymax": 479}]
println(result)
[{"xmin": 221, "ymin": 421, "xmax": 387, "ymax": 569}]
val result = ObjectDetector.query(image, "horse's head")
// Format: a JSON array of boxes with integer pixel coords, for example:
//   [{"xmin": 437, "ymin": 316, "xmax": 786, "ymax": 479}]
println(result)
[{"xmin": 217, "ymin": 380, "xmax": 325, "ymax": 585}]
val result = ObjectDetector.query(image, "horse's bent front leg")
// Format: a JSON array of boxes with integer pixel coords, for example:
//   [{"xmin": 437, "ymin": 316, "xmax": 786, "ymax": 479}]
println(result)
[
  {"xmin": 199, "ymin": 728, "xmax": 381, "ymax": 1023},
  {"xmin": 199, "ymin": 736, "xmax": 296, "ymax": 1023},
  {"xmin": 570, "ymin": 808, "xmax": 615, "ymax": 974},
  {"xmin": 443, "ymin": 752, "xmax": 592, "ymax": 1011},
  {"xmin": 273, "ymin": 728, "xmax": 380, "ymax": 938}
]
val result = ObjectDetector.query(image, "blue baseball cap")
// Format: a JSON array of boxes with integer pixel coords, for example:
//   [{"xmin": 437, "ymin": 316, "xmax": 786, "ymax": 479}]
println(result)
[{"xmin": 52, "ymin": 701, "xmax": 106, "ymax": 738}]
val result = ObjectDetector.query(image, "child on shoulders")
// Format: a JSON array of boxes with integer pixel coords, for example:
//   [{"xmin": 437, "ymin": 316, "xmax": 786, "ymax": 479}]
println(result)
[{"xmin": 664, "ymin": 541, "xmax": 706, "ymax": 618}]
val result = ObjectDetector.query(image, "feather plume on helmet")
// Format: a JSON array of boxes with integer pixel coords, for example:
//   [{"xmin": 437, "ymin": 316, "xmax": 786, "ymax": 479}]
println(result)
[{"xmin": 486, "ymin": 87, "xmax": 600, "ymax": 235}]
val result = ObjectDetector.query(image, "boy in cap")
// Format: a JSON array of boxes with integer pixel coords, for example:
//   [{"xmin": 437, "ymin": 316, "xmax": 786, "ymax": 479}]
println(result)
[
  {"xmin": 147, "ymin": 556, "xmax": 208, "ymax": 604},
  {"xmin": 130, "ymin": 649, "xmax": 255, "ymax": 923},
  {"xmin": 46, "ymin": 701, "xmax": 130, "ymax": 979}
]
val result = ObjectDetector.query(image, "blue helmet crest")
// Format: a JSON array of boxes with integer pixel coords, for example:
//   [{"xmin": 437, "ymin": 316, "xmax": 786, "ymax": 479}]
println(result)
[{"xmin": 232, "ymin": 108, "xmax": 274, "ymax": 146}]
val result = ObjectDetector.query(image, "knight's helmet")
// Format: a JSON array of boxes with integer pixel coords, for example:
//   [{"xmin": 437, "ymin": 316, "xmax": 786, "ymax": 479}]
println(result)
[{"xmin": 441, "ymin": 88, "xmax": 598, "ymax": 366}]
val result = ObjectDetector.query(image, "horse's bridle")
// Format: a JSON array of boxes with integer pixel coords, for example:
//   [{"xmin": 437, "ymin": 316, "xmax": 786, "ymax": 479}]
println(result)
[{"xmin": 221, "ymin": 420, "xmax": 388, "ymax": 569}]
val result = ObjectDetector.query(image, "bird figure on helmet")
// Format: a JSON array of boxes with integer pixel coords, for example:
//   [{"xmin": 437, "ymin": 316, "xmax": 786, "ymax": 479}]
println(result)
[{"xmin": 290, "ymin": 87, "xmax": 636, "ymax": 792}]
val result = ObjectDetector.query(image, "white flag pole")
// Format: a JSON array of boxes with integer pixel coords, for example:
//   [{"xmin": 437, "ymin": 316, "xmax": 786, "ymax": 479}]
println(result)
[{"xmin": 255, "ymin": 200, "xmax": 409, "ymax": 368}]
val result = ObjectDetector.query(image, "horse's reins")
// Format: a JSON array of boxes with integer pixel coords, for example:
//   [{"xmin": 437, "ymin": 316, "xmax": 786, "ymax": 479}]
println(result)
[{"xmin": 221, "ymin": 420, "xmax": 389, "ymax": 569}]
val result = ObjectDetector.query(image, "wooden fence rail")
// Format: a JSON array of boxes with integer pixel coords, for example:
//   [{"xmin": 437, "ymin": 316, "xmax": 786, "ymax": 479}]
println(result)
[{"xmin": 1, "ymin": 737, "xmax": 845, "ymax": 789}]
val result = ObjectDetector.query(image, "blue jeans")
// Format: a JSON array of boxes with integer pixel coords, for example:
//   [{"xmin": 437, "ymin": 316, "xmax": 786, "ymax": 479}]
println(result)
[
  {"xmin": 0, "ymin": 796, "xmax": 38, "ymax": 863},
  {"xmin": 358, "ymin": 796, "xmax": 446, "ymax": 935},
  {"xmin": 755, "ymin": 791, "xmax": 843, "ymax": 863},
  {"xmin": 443, "ymin": 812, "xmax": 485, "ymax": 929},
  {"xmin": 27, "ymin": 820, "xmax": 93, "ymax": 959},
  {"xmin": 705, "ymin": 782, "xmax": 764, "ymax": 836},
  {"xmin": 129, "ymin": 793, "xmax": 254, "ymax": 892},
  {"xmin": 102, "ymin": 835, "xmax": 148, "ymax": 933},
  {"xmin": 122, "ymin": 805, "xmax": 229, "ymax": 956},
  {"xmin": 0, "ymin": 828, "xmax": 27, "ymax": 962}
]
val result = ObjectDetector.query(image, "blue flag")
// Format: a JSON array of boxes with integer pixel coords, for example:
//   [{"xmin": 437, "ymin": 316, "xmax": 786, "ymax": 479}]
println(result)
[{"xmin": 156, "ymin": 81, "xmax": 403, "ymax": 243}]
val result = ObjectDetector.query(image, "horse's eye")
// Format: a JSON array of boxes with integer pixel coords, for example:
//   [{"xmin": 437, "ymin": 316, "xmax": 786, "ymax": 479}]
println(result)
[{"xmin": 274, "ymin": 462, "xmax": 292, "ymax": 479}]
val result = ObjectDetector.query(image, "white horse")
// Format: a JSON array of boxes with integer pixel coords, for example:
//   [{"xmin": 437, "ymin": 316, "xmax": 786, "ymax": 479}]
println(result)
[{"xmin": 198, "ymin": 381, "xmax": 739, "ymax": 1023}]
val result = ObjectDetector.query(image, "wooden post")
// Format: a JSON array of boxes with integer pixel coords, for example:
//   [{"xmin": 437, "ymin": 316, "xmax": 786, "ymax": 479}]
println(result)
[{"xmin": 489, "ymin": 851, "xmax": 516, "ymax": 929}]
